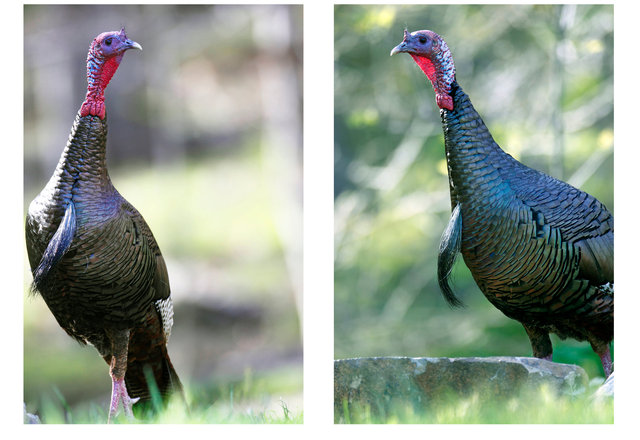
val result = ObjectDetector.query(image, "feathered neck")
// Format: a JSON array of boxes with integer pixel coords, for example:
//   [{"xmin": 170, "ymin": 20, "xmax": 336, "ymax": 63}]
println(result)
[
  {"xmin": 410, "ymin": 36, "xmax": 455, "ymax": 111},
  {"xmin": 79, "ymin": 39, "xmax": 124, "ymax": 120}
]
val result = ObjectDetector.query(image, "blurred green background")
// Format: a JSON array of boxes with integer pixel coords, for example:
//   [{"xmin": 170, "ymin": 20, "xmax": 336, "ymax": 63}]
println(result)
[
  {"xmin": 24, "ymin": 4, "xmax": 302, "ymax": 421},
  {"xmin": 334, "ymin": 4, "xmax": 613, "ymax": 378}
]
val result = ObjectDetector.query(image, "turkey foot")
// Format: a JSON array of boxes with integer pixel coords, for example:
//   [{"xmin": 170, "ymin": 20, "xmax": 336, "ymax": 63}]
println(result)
[
  {"xmin": 107, "ymin": 328, "xmax": 136, "ymax": 423},
  {"xmin": 108, "ymin": 376, "xmax": 139, "ymax": 423}
]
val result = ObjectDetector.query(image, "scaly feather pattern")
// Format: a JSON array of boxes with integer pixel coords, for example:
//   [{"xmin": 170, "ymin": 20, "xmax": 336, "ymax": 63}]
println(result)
[
  {"xmin": 25, "ymin": 28, "xmax": 182, "ymax": 422},
  {"xmin": 391, "ymin": 29, "xmax": 613, "ymax": 377}
]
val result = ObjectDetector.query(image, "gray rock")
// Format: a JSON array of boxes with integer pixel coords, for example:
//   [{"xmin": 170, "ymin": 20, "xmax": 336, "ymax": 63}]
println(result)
[
  {"xmin": 334, "ymin": 356, "xmax": 588, "ymax": 422},
  {"xmin": 592, "ymin": 372, "xmax": 614, "ymax": 401},
  {"xmin": 23, "ymin": 403, "xmax": 40, "ymax": 424}
]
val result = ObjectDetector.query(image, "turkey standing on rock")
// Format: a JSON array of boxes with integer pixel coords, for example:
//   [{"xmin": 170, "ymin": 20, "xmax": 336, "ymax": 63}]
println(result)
[
  {"xmin": 390, "ymin": 29, "xmax": 613, "ymax": 377},
  {"xmin": 25, "ymin": 28, "xmax": 183, "ymax": 422}
]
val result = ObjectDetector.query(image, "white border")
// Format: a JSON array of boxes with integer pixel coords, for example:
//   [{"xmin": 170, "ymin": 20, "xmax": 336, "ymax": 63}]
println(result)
[{"xmin": 3, "ymin": 0, "xmax": 638, "ymax": 437}]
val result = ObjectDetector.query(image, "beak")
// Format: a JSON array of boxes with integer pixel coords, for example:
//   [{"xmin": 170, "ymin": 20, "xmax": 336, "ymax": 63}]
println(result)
[
  {"xmin": 390, "ymin": 42, "xmax": 407, "ymax": 56},
  {"xmin": 126, "ymin": 40, "xmax": 143, "ymax": 51},
  {"xmin": 118, "ymin": 27, "xmax": 142, "ymax": 51},
  {"xmin": 390, "ymin": 29, "xmax": 412, "ymax": 56}
]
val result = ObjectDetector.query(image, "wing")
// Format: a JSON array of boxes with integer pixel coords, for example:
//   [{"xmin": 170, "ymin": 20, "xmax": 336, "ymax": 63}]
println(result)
[
  {"xmin": 122, "ymin": 201, "xmax": 174, "ymax": 339},
  {"xmin": 123, "ymin": 201, "xmax": 171, "ymax": 302},
  {"xmin": 501, "ymin": 156, "xmax": 613, "ymax": 284}
]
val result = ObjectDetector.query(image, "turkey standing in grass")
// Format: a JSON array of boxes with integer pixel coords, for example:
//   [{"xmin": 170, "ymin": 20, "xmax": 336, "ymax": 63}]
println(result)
[
  {"xmin": 25, "ymin": 28, "xmax": 183, "ymax": 422},
  {"xmin": 391, "ymin": 29, "xmax": 613, "ymax": 377}
]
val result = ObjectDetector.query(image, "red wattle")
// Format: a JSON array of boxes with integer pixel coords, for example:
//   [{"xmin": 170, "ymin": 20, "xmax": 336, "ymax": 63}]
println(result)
[
  {"xmin": 410, "ymin": 54, "xmax": 454, "ymax": 111},
  {"xmin": 100, "ymin": 57, "xmax": 121, "ymax": 92},
  {"xmin": 80, "ymin": 56, "xmax": 121, "ymax": 119},
  {"xmin": 410, "ymin": 54, "xmax": 437, "ymax": 85},
  {"xmin": 80, "ymin": 100, "xmax": 106, "ymax": 119},
  {"xmin": 436, "ymin": 94, "xmax": 454, "ymax": 112}
]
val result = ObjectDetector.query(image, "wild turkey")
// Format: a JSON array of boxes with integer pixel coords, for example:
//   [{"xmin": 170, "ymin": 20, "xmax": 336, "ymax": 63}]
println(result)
[
  {"xmin": 391, "ymin": 29, "xmax": 613, "ymax": 377},
  {"xmin": 25, "ymin": 28, "xmax": 182, "ymax": 422}
]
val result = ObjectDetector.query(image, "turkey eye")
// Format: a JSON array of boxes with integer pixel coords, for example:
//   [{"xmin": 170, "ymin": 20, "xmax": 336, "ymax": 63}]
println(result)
[
  {"xmin": 419, "ymin": 36, "xmax": 427, "ymax": 44},
  {"xmin": 105, "ymin": 38, "xmax": 112, "ymax": 46}
]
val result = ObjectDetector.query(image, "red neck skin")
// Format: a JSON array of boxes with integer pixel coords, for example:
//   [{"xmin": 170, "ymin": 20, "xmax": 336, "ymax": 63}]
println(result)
[
  {"xmin": 410, "ymin": 53, "xmax": 455, "ymax": 111},
  {"xmin": 80, "ymin": 49, "xmax": 123, "ymax": 119}
]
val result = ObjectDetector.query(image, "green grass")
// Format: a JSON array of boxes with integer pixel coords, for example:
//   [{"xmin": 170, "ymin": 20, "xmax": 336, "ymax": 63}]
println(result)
[
  {"xmin": 28, "ymin": 367, "xmax": 303, "ymax": 424},
  {"xmin": 339, "ymin": 384, "xmax": 613, "ymax": 424},
  {"xmin": 34, "ymin": 394, "xmax": 302, "ymax": 424}
]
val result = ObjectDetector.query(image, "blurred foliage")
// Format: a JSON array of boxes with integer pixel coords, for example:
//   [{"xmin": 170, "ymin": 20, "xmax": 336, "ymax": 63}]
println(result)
[
  {"xmin": 24, "ymin": 4, "xmax": 302, "ymax": 419},
  {"xmin": 334, "ymin": 4, "xmax": 613, "ymax": 378}
]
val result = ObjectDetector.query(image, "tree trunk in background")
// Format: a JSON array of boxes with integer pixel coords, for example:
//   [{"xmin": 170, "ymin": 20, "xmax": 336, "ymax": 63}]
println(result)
[
  {"xmin": 253, "ymin": 6, "xmax": 303, "ymax": 334},
  {"xmin": 550, "ymin": 4, "xmax": 574, "ymax": 180}
]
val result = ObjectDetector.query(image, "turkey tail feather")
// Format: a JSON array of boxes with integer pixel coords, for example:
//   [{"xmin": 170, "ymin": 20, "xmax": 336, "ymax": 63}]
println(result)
[
  {"xmin": 125, "ymin": 346, "xmax": 183, "ymax": 416},
  {"xmin": 140, "ymin": 358, "xmax": 183, "ymax": 413},
  {"xmin": 124, "ymin": 304, "xmax": 184, "ymax": 416},
  {"xmin": 32, "ymin": 202, "xmax": 76, "ymax": 293},
  {"xmin": 166, "ymin": 356, "xmax": 184, "ymax": 398},
  {"xmin": 438, "ymin": 204, "xmax": 464, "ymax": 308}
]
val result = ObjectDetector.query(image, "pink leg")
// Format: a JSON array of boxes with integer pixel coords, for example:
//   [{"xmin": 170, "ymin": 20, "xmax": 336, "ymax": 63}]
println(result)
[
  {"xmin": 599, "ymin": 346, "xmax": 613, "ymax": 378},
  {"xmin": 589, "ymin": 339, "xmax": 613, "ymax": 378},
  {"xmin": 106, "ymin": 328, "xmax": 138, "ymax": 423},
  {"xmin": 108, "ymin": 376, "xmax": 139, "ymax": 423}
]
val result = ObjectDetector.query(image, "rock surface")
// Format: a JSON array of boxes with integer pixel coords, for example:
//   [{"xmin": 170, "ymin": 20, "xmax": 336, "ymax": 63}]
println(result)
[
  {"xmin": 592, "ymin": 372, "xmax": 614, "ymax": 401},
  {"xmin": 334, "ymin": 356, "xmax": 588, "ymax": 422},
  {"xmin": 23, "ymin": 403, "xmax": 40, "ymax": 424}
]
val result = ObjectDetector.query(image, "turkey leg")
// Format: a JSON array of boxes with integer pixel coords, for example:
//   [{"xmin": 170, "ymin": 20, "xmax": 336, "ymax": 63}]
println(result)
[
  {"xmin": 523, "ymin": 324, "xmax": 553, "ymax": 361},
  {"xmin": 106, "ymin": 328, "xmax": 138, "ymax": 423},
  {"xmin": 590, "ymin": 339, "xmax": 613, "ymax": 378}
]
